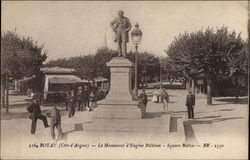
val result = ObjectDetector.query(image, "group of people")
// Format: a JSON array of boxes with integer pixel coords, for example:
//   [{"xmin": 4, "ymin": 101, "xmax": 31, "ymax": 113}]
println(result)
[
  {"xmin": 139, "ymin": 88, "xmax": 170, "ymax": 115},
  {"xmin": 26, "ymin": 84, "xmax": 101, "ymax": 140},
  {"xmin": 26, "ymin": 86, "xmax": 196, "ymax": 140},
  {"xmin": 139, "ymin": 88, "xmax": 196, "ymax": 119},
  {"xmin": 27, "ymin": 94, "xmax": 63, "ymax": 140},
  {"xmin": 65, "ymin": 85, "xmax": 98, "ymax": 118}
]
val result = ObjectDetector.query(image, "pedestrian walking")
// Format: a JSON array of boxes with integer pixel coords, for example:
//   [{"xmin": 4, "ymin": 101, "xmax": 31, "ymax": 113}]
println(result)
[
  {"xmin": 139, "ymin": 89, "xmax": 148, "ymax": 117},
  {"xmin": 186, "ymin": 90, "xmax": 196, "ymax": 119},
  {"xmin": 27, "ymin": 88, "xmax": 32, "ymax": 97},
  {"xmin": 83, "ymin": 85, "xmax": 90, "ymax": 110},
  {"xmin": 152, "ymin": 87, "xmax": 159, "ymax": 103},
  {"xmin": 30, "ymin": 88, "xmax": 35, "ymax": 98},
  {"xmin": 89, "ymin": 90, "xmax": 96, "ymax": 112},
  {"xmin": 68, "ymin": 90, "xmax": 76, "ymax": 118},
  {"xmin": 162, "ymin": 88, "xmax": 169, "ymax": 113},
  {"xmin": 27, "ymin": 94, "xmax": 49, "ymax": 134},
  {"xmin": 65, "ymin": 91, "xmax": 70, "ymax": 111},
  {"xmin": 50, "ymin": 104, "xmax": 63, "ymax": 140},
  {"xmin": 76, "ymin": 86, "xmax": 84, "ymax": 111},
  {"xmin": 139, "ymin": 89, "xmax": 148, "ymax": 108}
]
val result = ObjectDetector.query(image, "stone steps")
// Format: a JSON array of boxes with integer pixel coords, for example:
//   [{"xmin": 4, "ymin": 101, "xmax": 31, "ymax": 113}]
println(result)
[{"xmin": 84, "ymin": 114, "xmax": 170, "ymax": 133}]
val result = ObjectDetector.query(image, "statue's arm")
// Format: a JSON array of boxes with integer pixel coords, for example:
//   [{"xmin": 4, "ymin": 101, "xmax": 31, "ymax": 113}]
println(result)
[
  {"xmin": 110, "ymin": 18, "xmax": 116, "ymax": 31},
  {"xmin": 125, "ymin": 18, "xmax": 132, "ymax": 32}
]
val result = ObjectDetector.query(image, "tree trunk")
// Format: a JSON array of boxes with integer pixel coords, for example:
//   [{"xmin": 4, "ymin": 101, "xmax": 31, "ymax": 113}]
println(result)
[
  {"xmin": 185, "ymin": 78, "xmax": 190, "ymax": 90},
  {"xmin": 192, "ymin": 79, "xmax": 195, "ymax": 94},
  {"xmin": 207, "ymin": 78, "xmax": 212, "ymax": 105},
  {"xmin": 5, "ymin": 74, "xmax": 9, "ymax": 113},
  {"xmin": 1, "ymin": 75, "xmax": 5, "ymax": 108},
  {"xmin": 15, "ymin": 79, "xmax": 18, "ymax": 91},
  {"xmin": 235, "ymin": 73, "xmax": 239, "ymax": 102}
]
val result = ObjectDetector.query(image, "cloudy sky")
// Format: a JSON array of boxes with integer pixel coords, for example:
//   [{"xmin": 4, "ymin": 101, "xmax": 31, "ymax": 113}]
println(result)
[{"xmin": 2, "ymin": 1, "xmax": 248, "ymax": 61}]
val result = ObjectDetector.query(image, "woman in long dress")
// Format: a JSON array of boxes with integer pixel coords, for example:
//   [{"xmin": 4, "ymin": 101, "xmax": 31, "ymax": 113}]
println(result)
[{"xmin": 152, "ymin": 87, "xmax": 159, "ymax": 103}]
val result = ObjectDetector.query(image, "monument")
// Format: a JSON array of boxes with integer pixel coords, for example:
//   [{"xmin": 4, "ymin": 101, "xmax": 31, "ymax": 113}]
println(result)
[
  {"xmin": 93, "ymin": 10, "xmax": 142, "ymax": 119},
  {"xmin": 85, "ymin": 11, "xmax": 144, "ymax": 132}
]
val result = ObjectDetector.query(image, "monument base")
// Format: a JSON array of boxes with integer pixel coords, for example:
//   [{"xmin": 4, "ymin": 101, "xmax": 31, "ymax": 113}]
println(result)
[
  {"xmin": 92, "ymin": 99, "xmax": 142, "ymax": 119},
  {"xmin": 84, "ymin": 57, "xmax": 144, "ymax": 132}
]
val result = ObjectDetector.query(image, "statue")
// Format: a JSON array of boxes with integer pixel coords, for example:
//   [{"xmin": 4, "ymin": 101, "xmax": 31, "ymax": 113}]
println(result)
[{"xmin": 110, "ymin": 10, "xmax": 131, "ymax": 57}]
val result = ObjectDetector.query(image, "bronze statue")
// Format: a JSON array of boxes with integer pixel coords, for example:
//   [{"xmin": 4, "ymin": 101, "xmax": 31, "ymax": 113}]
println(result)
[{"xmin": 110, "ymin": 10, "xmax": 131, "ymax": 57}]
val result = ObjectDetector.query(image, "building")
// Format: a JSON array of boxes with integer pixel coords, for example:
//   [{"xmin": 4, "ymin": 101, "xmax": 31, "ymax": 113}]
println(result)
[{"xmin": 41, "ymin": 67, "xmax": 86, "ymax": 101}]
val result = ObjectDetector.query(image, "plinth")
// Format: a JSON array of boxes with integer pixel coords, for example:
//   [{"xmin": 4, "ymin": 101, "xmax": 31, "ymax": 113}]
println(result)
[
  {"xmin": 93, "ymin": 57, "xmax": 142, "ymax": 119},
  {"xmin": 85, "ymin": 57, "xmax": 143, "ymax": 132}
]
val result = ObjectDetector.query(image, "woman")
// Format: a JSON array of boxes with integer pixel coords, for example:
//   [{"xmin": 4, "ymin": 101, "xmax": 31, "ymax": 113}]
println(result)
[
  {"xmin": 89, "ymin": 90, "xmax": 96, "ymax": 111},
  {"xmin": 152, "ymin": 87, "xmax": 159, "ymax": 103}
]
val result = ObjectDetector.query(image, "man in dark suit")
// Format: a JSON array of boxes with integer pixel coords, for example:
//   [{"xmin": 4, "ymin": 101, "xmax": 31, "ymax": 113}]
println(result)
[
  {"xmin": 139, "ymin": 89, "xmax": 148, "ymax": 118},
  {"xmin": 76, "ymin": 86, "xmax": 84, "ymax": 111},
  {"xmin": 50, "ymin": 105, "xmax": 63, "ymax": 140},
  {"xmin": 83, "ymin": 85, "xmax": 90, "ymax": 110},
  {"xmin": 186, "ymin": 90, "xmax": 196, "ymax": 119},
  {"xmin": 27, "ymin": 94, "xmax": 49, "ymax": 134},
  {"xmin": 68, "ymin": 90, "xmax": 76, "ymax": 118},
  {"xmin": 139, "ymin": 89, "xmax": 148, "ymax": 108}
]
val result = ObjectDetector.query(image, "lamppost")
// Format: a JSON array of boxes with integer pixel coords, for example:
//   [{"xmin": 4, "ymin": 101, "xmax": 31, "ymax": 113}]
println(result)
[
  {"xmin": 131, "ymin": 23, "xmax": 142, "ymax": 97},
  {"xmin": 160, "ymin": 57, "xmax": 163, "ymax": 90}
]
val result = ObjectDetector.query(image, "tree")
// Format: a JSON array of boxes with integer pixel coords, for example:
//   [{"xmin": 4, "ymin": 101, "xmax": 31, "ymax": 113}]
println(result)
[
  {"xmin": 45, "ymin": 47, "xmax": 117, "ymax": 80},
  {"xmin": 93, "ymin": 47, "xmax": 117, "ymax": 79},
  {"xmin": 1, "ymin": 31, "xmax": 47, "ymax": 112},
  {"xmin": 226, "ymin": 41, "xmax": 248, "ymax": 101},
  {"xmin": 165, "ymin": 26, "xmax": 245, "ymax": 105}
]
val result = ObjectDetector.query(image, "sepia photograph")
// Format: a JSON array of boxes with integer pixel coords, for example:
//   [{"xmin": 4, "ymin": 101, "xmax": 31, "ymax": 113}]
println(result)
[{"xmin": 1, "ymin": 1, "xmax": 249, "ymax": 159}]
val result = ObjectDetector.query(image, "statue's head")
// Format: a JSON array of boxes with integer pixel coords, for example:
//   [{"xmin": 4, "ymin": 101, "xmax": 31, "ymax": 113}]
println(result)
[{"xmin": 118, "ymin": 10, "xmax": 124, "ymax": 18}]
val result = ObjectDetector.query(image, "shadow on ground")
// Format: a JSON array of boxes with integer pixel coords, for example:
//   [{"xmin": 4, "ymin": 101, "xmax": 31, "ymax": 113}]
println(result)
[
  {"xmin": 214, "ymin": 97, "xmax": 247, "ymax": 105},
  {"xmin": 1, "ymin": 109, "xmax": 69, "ymax": 120},
  {"xmin": 62, "ymin": 123, "xmax": 84, "ymax": 140},
  {"xmin": 144, "ymin": 112, "xmax": 166, "ymax": 119},
  {"xmin": 183, "ymin": 116, "xmax": 244, "ymax": 143}
]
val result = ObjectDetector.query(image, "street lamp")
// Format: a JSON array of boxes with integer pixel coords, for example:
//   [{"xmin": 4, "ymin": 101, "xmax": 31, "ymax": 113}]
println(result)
[
  {"xmin": 160, "ymin": 57, "xmax": 163, "ymax": 90},
  {"xmin": 131, "ymin": 23, "xmax": 142, "ymax": 97}
]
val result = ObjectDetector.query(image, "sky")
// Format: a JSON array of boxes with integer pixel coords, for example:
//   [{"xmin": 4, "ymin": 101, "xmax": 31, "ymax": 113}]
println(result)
[{"xmin": 2, "ymin": 1, "xmax": 248, "ymax": 62}]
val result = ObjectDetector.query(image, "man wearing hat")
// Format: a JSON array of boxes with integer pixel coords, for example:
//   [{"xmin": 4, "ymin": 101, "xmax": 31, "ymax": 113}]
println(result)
[
  {"xmin": 139, "ymin": 89, "xmax": 148, "ymax": 118},
  {"xmin": 162, "ymin": 88, "xmax": 169, "ymax": 113},
  {"xmin": 186, "ymin": 90, "xmax": 196, "ymax": 119},
  {"xmin": 76, "ymin": 86, "xmax": 84, "ymax": 111},
  {"xmin": 110, "ymin": 10, "xmax": 132, "ymax": 57},
  {"xmin": 27, "ymin": 94, "xmax": 49, "ymax": 134},
  {"xmin": 50, "ymin": 104, "xmax": 63, "ymax": 140}
]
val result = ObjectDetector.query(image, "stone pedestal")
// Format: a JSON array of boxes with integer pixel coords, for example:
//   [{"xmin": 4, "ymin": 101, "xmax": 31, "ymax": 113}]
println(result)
[
  {"xmin": 92, "ymin": 57, "xmax": 142, "ymax": 120},
  {"xmin": 103, "ymin": 57, "xmax": 133, "ymax": 101}
]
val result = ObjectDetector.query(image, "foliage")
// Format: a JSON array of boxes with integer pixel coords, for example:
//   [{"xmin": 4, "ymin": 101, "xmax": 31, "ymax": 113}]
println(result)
[
  {"xmin": 1, "ymin": 31, "xmax": 47, "ymax": 79},
  {"xmin": 45, "ymin": 47, "xmax": 161, "ymax": 82},
  {"xmin": 165, "ymin": 26, "xmax": 246, "ymax": 80},
  {"xmin": 45, "ymin": 47, "xmax": 117, "ymax": 80},
  {"xmin": 93, "ymin": 47, "xmax": 117, "ymax": 79},
  {"xmin": 226, "ymin": 41, "xmax": 248, "ymax": 87},
  {"xmin": 165, "ymin": 26, "xmax": 247, "ymax": 104}
]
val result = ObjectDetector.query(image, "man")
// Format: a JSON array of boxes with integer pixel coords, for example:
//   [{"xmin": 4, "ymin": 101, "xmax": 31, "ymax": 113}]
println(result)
[
  {"xmin": 139, "ymin": 89, "xmax": 148, "ymax": 117},
  {"xmin": 64, "ymin": 91, "xmax": 70, "ymax": 111},
  {"xmin": 139, "ymin": 89, "xmax": 148, "ymax": 108},
  {"xmin": 68, "ymin": 90, "xmax": 76, "ymax": 118},
  {"xmin": 27, "ymin": 94, "xmax": 49, "ymax": 134},
  {"xmin": 162, "ymin": 88, "xmax": 169, "ymax": 113},
  {"xmin": 186, "ymin": 90, "xmax": 196, "ymax": 119},
  {"xmin": 50, "ymin": 104, "xmax": 63, "ymax": 140},
  {"xmin": 76, "ymin": 86, "xmax": 84, "ymax": 111},
  {"xmin": 110, "ymin": 10, "xmax": 132, "ymax": 57},
  {"xmin": 83, "ymin": 85, "xmax": 90, "ymax": 110}
]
